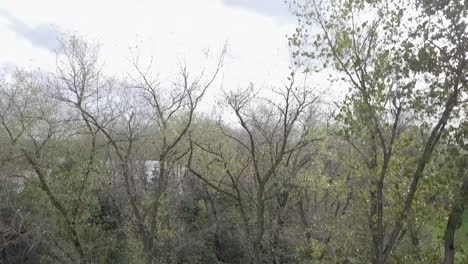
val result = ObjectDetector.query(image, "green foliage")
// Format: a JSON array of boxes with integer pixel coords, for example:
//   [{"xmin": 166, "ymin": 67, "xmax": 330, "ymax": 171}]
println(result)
[{"xmin": 1, "ymin": 0, "xmax": 467, "ymax": 262}]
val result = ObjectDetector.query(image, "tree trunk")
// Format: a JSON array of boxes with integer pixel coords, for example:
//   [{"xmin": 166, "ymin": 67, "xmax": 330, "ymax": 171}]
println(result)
[
  {"xmin": 144, "ymin": 231, "xmax": 154, "ymax": 264},
  {"xmin": 253, "ymin": 186, "xmax": 265, "ymax": 264},
  {"xmin": 443, "ymin": 156, "xmax": 467, "ymax": 264},
  {"xmin": 24, "ymin": 152, "xmax": 84, "ymax": 261}
]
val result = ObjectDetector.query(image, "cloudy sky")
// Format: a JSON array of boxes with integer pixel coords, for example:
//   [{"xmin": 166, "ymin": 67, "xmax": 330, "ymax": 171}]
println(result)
[
  {"xmin": 0, "ymin": 0, "xmax": 338, "ymax": 114},
  {"xmin": 1, "ymin": 0, "xmax": 296, "ymax": 81}
]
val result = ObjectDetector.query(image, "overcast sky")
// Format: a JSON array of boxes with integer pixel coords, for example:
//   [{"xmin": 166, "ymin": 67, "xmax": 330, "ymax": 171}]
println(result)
[
  {"xmin": 1, "ymin": 0, "xmax": 295, "ymax": 79},
  {"xmin": 0, "ymin": 0, "xmax": 338, "ymax": 114}
]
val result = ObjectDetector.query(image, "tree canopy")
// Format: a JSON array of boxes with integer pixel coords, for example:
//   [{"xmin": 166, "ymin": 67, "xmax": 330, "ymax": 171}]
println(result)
[{"xmin": 1, "ymin": 0, "xmax": 468, "ymax": 263}]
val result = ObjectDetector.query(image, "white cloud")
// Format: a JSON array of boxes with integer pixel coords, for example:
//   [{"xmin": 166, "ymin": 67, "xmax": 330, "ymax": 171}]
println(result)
[
  {"xmin": 1, "ymin": 0, "xmax": 294, "ymax": 74},
  {"xmin": 0, "ymin": 0, "xmax": 315, "ymax": 113}
]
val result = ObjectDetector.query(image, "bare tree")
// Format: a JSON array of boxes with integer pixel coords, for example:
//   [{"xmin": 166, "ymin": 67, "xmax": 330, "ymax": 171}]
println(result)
[
  {"xmin": 53, "ymin": 35, "xmax": 226, "ymax": 264},
  {"xmin": 188, "ymin": 69, "xmax": 320, "ymax": 263}
]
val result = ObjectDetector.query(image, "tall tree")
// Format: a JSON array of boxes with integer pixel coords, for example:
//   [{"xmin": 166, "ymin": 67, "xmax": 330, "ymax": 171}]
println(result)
[
  {"xmin": 290, "ymin": 0, "xmax": 468, "ymax": 262},
  {"xmin": 188, "ymin": 70, "xmax": 320, "ymax": 263},
  {"xmin": 53, "ymin": 35, "xmax": 226, "ymax": 264}
]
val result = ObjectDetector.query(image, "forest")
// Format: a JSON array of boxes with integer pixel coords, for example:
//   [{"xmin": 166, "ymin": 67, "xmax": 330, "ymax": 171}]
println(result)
[{"xmin": 1, "ymin": 0, "xmax": 467, "ymax": 263}]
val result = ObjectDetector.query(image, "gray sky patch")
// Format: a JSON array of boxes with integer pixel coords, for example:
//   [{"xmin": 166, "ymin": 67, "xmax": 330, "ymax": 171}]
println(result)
[
  {"xmin": 222, "ymin": 0, "xmax": 293, "ymax": 21},
  {"xmin": 0, "ymin": 9, "xmax": 60, "ymax": 53}
]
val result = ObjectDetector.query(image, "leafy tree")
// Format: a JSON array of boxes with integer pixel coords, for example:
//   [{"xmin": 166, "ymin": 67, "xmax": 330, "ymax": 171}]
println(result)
[{"xmin": 290, "ymin": 0, "xmax": 468, "ymax": 262}]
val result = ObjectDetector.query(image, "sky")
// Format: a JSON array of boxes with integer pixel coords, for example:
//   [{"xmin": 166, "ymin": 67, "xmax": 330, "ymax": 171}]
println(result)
[{"xmin": 0, "ymin": 0, "xmax": 336, "ymax": 114}]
